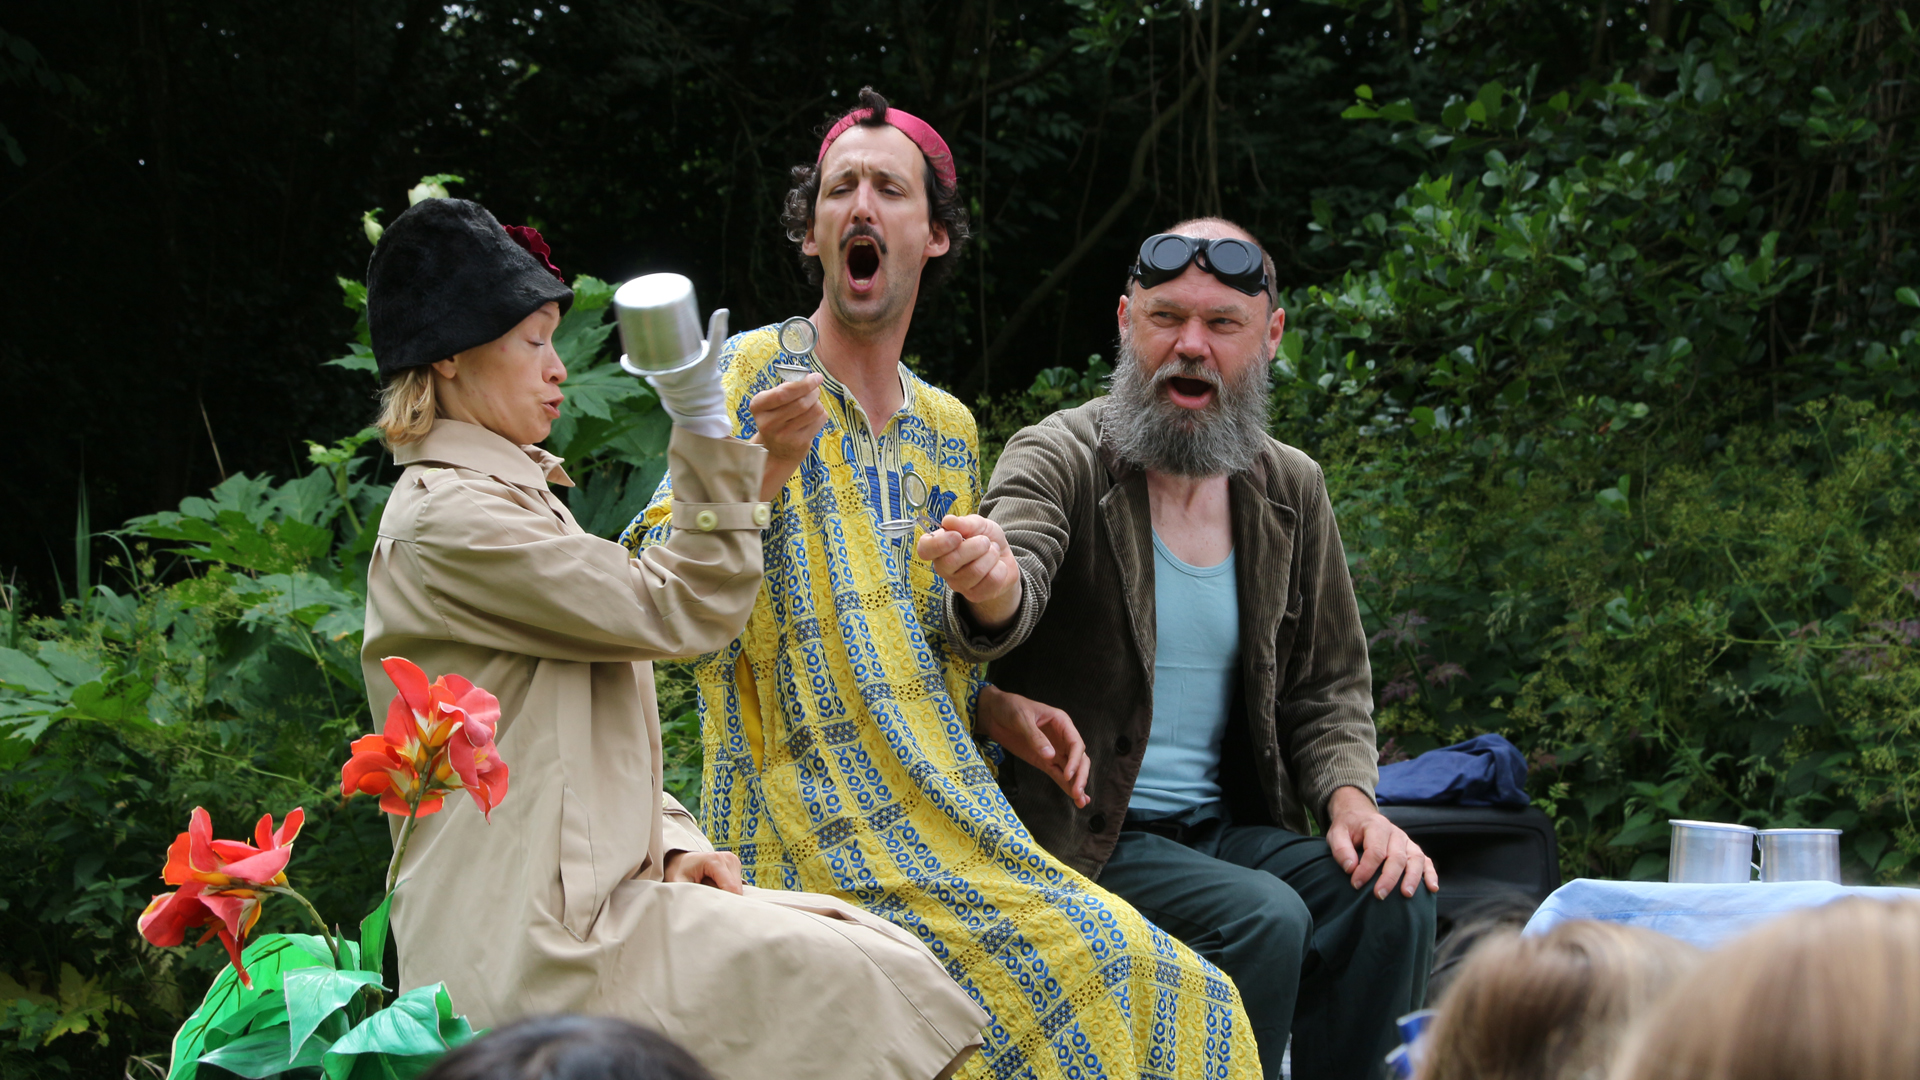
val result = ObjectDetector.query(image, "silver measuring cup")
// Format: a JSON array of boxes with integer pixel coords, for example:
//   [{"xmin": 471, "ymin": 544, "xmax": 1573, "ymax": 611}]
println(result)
[
  {"xmin": 1755, "ymin": 828, "xmax": 1843, "ymax": 883},
  {"xmin": 615, "ymin": 273, "xmax": 705, "ymax": 378},
  {"xmin": 1668, "ymin": 820, "xmax": 1757, "ymax": 883}
]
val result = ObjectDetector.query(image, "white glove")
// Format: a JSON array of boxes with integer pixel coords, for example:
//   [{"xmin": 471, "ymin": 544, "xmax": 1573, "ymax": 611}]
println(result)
[{"xmin": 645, "ymin": 308, "xmax": 732, "ymax": 440}]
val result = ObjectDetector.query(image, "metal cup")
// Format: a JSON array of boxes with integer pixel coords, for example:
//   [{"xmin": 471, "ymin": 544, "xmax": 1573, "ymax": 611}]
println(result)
[
  {"xmin": 1755, "ymin": 828, "xmax": 1843, "ymax": 883},
  {"xmin": 1668, "ymin": 820, "xmax": 1757, "ymax": 883},
  {"xmin": 614, "ymin": 273, "xmax": 705, "ymax": 377}
]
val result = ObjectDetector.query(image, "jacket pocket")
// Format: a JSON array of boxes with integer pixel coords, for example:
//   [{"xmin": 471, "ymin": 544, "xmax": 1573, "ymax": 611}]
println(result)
[{"xmin": 558, "ymin": 784, "xmax": 601, "ymax": 941}]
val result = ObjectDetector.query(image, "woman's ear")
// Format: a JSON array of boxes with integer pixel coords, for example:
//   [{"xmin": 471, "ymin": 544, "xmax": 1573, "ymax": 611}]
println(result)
[{"xmin": 430, "ymin": 358, "xmax": 459, "ymax": 379}]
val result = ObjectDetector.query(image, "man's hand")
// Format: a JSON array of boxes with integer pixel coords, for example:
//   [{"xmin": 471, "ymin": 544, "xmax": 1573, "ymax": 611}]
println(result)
[
  {"xmin": 748, "ymin": 373, "xmax": 827, "ymax": 502},
  {"xmin": 1324, "ymin": 786, "xmax": 1437, "ymax": 899},
  {"xmin": 662, "ymin": 849, "xmax": 745, "ymax": 895},
  {"xmin": 917, "ymin": 515, "xmax": 1022, "ymax": 631},
  {"xmin": 976, "ymin": 685, "xmax": 1090, "ymax": 807}
]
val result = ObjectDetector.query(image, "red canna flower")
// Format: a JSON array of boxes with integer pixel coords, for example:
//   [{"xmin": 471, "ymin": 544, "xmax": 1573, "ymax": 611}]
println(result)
[
  {"xmin": 138, "ymin": 807, "xmax": 304, "ymax": 988},
  {"xmin": 341, "ymin": 657, "xmax": 509, "ymax": 821}
]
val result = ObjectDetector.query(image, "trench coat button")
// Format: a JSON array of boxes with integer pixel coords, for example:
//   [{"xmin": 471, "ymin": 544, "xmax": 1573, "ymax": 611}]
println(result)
[
  {"xmin": 752, "ymin": 503, "xmax": 772, "ymax": 526},
  {"xmin": 694, "ymin": 509, "xmax": 719, "ymax": 532},
  {"xmin": 1089, "ymin": 812, "xmax": 1108, "ymax": 833},
  {"xmin": 1115, "ymin": 735, "xmax": 1133, "ymax": 755}
]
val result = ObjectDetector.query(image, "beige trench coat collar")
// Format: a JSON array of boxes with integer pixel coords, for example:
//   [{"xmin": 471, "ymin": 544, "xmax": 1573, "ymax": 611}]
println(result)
[{"xmin": 395, "ymin": 419, "xmax": 576, "ymax": 489}]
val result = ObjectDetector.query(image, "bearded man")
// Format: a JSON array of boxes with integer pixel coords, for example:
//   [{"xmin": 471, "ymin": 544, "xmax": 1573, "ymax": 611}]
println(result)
[
  {"xmin": 626, "ymin": 94, "xmax": 1261, "ymax": 1079},
  {"xmin": 923, "ymin": 218, "xmax": 1437, "ymax": 1080}
]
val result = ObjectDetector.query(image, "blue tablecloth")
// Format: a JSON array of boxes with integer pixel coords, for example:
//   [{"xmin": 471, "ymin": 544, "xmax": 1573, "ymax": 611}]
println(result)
[{"xmin": 1524, "ymin": 878, "xmax": 1920, "ymax": 948}]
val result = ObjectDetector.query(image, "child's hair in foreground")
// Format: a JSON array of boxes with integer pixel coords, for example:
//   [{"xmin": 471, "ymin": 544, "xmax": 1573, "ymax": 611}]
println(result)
[
  {"xmin": 417, "ymin": 1015, "xmax": 717, "ymax": 1080},
  {"xmin": 1418, "ymin": 919, "xmax": 1699, "ymax": 1080},
  {"xmin": 1608, "ymin": 897, "xmax": 1920, "ymax": 1080}
]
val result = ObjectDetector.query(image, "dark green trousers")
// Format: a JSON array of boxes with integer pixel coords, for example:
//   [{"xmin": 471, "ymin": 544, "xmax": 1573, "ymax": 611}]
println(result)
[{"xmin": 1101, "ymin": 809, "xmax": 1435, "ymax": 1080}]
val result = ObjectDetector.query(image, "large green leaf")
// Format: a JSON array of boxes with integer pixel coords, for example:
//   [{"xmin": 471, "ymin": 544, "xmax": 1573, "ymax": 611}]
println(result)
[
  {"xmin": 357, "ymin": 894, "xmax": 393, "ymax": 981},
  {"xmin": 166, "ymin": 934, "xmax": 332, "ymax": 1080},
  {"xmin": 283, "ymin": 968, "xmax": 383, "ymax": 1063},
  {"xmin": 197, "ymin": 1025, "xmax": 298, "ymax": 1079},
  {"xmin": 324, "ymin": 984, "xmax": 448, "ymax": 1065},
  {"xmin": 209, "ymin": 993, "xmax": 288, "ymax": 1040},
  {"xmin": 0, "ymin": 646, "xmax": 61, "ymax": 693}
]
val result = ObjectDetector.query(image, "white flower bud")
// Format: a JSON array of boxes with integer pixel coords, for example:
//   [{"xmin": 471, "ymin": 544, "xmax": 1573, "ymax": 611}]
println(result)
[{"xmin": 407, "ymin": 181, "xmax": 449, "ymax": 206}]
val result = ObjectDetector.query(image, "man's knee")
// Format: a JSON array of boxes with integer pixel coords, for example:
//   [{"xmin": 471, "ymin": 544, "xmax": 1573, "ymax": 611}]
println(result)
[
  {"xmin": 1350, "ymin": 879, "xmax": 1437, "ymax": 979},
  {"xmin": 1221, "ymin": 877, "xmax": 1315, "ymax": 966}
]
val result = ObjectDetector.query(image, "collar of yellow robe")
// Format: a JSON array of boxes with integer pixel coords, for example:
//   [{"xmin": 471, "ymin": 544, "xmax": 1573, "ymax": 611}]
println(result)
[{"xmin": 394, "ymin": 418, "xmax": 575, "ymax": 489}]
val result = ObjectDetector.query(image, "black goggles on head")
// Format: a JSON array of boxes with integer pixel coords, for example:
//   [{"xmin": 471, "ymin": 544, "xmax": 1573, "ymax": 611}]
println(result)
[{"xmin": 1129, "ymin": 233, "xmax": 1270, "ymax": 298}]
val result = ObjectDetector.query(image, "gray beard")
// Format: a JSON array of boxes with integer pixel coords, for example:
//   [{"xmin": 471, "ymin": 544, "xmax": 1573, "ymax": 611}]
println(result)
[{"xmin": 1101, "ymin": 335, "xmax": 1274, "ymax": 478}]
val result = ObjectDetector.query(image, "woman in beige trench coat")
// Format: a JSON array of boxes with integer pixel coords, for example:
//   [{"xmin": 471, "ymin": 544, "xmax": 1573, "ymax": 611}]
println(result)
[{"xmin": 355, "ymin": 198, "xmax": 986, "ymax": 1080}]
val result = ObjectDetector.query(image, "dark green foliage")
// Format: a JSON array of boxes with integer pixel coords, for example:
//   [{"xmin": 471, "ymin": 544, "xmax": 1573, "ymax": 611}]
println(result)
[{"xmin": 1256, "ymin": 0, "xmax": 1920, "ymax": 883}]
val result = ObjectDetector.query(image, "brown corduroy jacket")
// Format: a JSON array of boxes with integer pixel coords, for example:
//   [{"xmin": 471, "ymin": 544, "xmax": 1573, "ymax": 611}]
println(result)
[{"xmin": 945, "ymin": 397, "xmax": 1379, "ymax": 879}]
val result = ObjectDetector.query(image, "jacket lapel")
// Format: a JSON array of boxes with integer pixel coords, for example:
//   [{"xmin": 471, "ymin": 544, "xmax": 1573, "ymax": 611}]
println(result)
[
  {"xmin": 1098, "ymin": 442, "xmax": 1156, "ymax": 684},
  {"xmin": 1230, "ymin": 457, "xmax": 1296, "ymax": 651}
]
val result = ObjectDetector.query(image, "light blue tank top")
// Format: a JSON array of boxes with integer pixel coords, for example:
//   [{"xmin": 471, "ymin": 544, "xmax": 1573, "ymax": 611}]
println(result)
[{"xmin": 1129, "ymin": 532, "xmax": 1239, "ymax": 815}]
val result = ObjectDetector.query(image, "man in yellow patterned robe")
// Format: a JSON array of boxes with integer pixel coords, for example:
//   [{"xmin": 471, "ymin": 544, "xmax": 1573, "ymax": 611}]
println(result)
[{"xmin": 623, "ymin": 87, "xmax": 1261, "ymax": 1079}]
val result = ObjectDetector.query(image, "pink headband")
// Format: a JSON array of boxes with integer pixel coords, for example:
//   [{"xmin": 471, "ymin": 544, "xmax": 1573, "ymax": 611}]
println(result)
[{"xmin": 816, "ymin": 107, "xmax": 957, "ymax": 191}]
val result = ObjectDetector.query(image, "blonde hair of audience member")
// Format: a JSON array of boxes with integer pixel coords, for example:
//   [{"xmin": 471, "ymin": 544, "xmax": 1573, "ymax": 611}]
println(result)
[
  {"xmin": 1608, "ymin": 897, "xmax": 1920, "ymax": 1080},
  {"xmin": 1417, "ymin": 920, "xmax": 1699, "ymax": 1080},
  {"xmin": 376, "ymin": 365, "xmax": 440, "ymax": 447}
]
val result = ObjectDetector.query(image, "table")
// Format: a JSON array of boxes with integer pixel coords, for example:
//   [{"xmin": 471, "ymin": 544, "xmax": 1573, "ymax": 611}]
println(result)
[{"xmin": 1523, "ymin": 878, "xmax": 1920, "ymax": 948}]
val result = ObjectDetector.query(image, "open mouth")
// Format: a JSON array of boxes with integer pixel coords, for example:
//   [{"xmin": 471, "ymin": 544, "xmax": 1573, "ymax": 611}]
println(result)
[
  {"xmin": 1165, "ymin": 375, "xmax": 1217, "ymax": 408},
  {"xmin": 542, "ymin": 398, "xmax": 562, "ymax": 419},
  {"xmin": 846, "ymin": 239, "xmax": 881, "ymax": 288}
]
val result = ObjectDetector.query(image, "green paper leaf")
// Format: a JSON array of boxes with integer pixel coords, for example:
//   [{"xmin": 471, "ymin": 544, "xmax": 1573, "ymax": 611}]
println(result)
[
  {"xmin": 197, "ymin": 1025, "xmax": 297, "ymax": 1079},
  {"xmin": 209, "ymin": 992, "xmax": 287, "ymax": 1039},
  {"xmin": 359, "ymin": 893, "xmax": 394, "ymax": 980},
  {"xmin": 167, "ymin": 934, "xmax": 333, "ymax": 1080},
  {"xmin": 286, "ymin": 933, "xmax": 361, "ymax": 970},
  {"xmin": 326, "ymin": 984, "xmax": 448, "ymax": 1061},
  {"xmin": 284, "ymin": 968, "xmax": 384, "ymax": 1062}
]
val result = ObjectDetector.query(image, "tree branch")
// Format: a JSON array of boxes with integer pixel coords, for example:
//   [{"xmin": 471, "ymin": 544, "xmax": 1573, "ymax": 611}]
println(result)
[{"xmin": 963, "ymin": 6, "xmax": 1262, "ymax": 394}]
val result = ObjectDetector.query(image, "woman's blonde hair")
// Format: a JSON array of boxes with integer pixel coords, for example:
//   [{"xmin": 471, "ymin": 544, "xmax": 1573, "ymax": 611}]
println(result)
[
  {"xmin": 1417, "ymin": 920, "xmax": 1698, "ymax": 1080},
  {"xmin": 1608, "ymin": 897, "xmax": 1920, "ymax": 1080},
  {"xmin": 376, "ymin": 366, "xmax": 441, "ymax": 447}
]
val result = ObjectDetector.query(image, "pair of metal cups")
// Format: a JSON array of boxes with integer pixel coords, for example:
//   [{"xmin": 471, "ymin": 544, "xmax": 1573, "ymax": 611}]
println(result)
[{"xmin": 1667, "ymin": 820, "xmax": 1843, "ymax": 884}]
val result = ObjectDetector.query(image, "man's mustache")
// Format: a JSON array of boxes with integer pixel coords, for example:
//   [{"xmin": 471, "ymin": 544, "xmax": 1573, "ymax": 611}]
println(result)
[
  {"xmin": 840, "ymin": 223, "xmax": 889, "ymax": 255},
  {"xmin": 1150, "ymin": 358, "xmax": 1223, "ymax": 392}
]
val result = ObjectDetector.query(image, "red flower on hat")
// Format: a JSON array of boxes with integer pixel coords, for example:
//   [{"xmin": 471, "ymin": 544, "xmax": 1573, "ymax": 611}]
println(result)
[{"xmin": 504, "ymin": 224, "xmax": 563, "ymax": 281}]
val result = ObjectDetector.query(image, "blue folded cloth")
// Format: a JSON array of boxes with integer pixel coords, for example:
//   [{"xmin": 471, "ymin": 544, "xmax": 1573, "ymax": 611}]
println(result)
[
  {"xmin": 1524, "ymin": 878, "xmax": 1920, "ymax": 948},
  {"xmin": 1376, "ymin": 732, "xmax": 1530, "ymax": 808}
]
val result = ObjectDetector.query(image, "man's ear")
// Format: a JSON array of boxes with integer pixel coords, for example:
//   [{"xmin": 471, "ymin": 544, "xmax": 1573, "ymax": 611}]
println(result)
[
  {"xmin": 1116, "ymin": 291, "xmax": 1131, "ymax": 333},
  {"xmin": 1268, "ymin": 304, "xmax": 1287, "ymax": 355},
  {"xmin": 926, "ymin": 219, "xmax": 951, "ymax": 259},
  {"xmin": 800, "ymin": 215, "xmax": 820, "ymax": 258}
]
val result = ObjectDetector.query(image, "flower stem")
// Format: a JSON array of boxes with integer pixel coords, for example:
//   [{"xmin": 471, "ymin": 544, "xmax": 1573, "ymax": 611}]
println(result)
[
  {"xmin": 385, "ymin": 790, "xmax": 426, "ymax": 895},
  {"xmin": 267, "ymin": 885, "xmax": 342, "ymax": 970}
]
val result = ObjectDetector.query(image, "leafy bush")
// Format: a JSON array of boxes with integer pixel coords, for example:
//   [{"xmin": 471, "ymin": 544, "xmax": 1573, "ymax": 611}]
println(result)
[{"xmin": 1265, "ymin": 0, "xmax": 1920, "ymax": 882}]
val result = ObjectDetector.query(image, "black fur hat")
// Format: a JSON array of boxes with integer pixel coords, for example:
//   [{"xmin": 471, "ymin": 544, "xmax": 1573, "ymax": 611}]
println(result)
[{"xmin": 366, "ymin": 198, "xmax": 574, "ymax": 380}]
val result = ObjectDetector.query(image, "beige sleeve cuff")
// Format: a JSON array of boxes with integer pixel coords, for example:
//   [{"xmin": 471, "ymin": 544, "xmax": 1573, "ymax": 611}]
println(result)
[
  {"xmin": 660, "ymin": 792, "xmax": 716, "ymax": 857},
  {"xmin": 671, "ymin": 500, "xmax": 773, "ymax": 532}
]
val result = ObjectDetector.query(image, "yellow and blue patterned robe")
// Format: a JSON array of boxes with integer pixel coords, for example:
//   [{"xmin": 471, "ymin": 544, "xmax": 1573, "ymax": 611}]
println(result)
[{"xmin": 624, "ymin": 326, "xmax": 1259, "ymax": 1080}]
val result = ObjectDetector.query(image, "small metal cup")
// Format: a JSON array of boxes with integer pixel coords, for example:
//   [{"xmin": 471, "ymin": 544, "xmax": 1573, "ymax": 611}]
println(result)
[
  {"xmin": 1668, "ymin": 820, "xmax": 1757, "ymax": 883},
  {"xmin": 1756, "ymin": 828, "xmax": 1843, "ymax": 883},
  {"xmin": 614, "ymin": 273, "xmax": 705, "ymax": 377}
]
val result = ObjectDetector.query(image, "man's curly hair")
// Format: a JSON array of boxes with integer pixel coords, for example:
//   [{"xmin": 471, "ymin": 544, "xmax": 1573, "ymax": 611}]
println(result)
[{"xmin": 780, "ymin": 86, "xmax": 972, "ymax": 298}]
